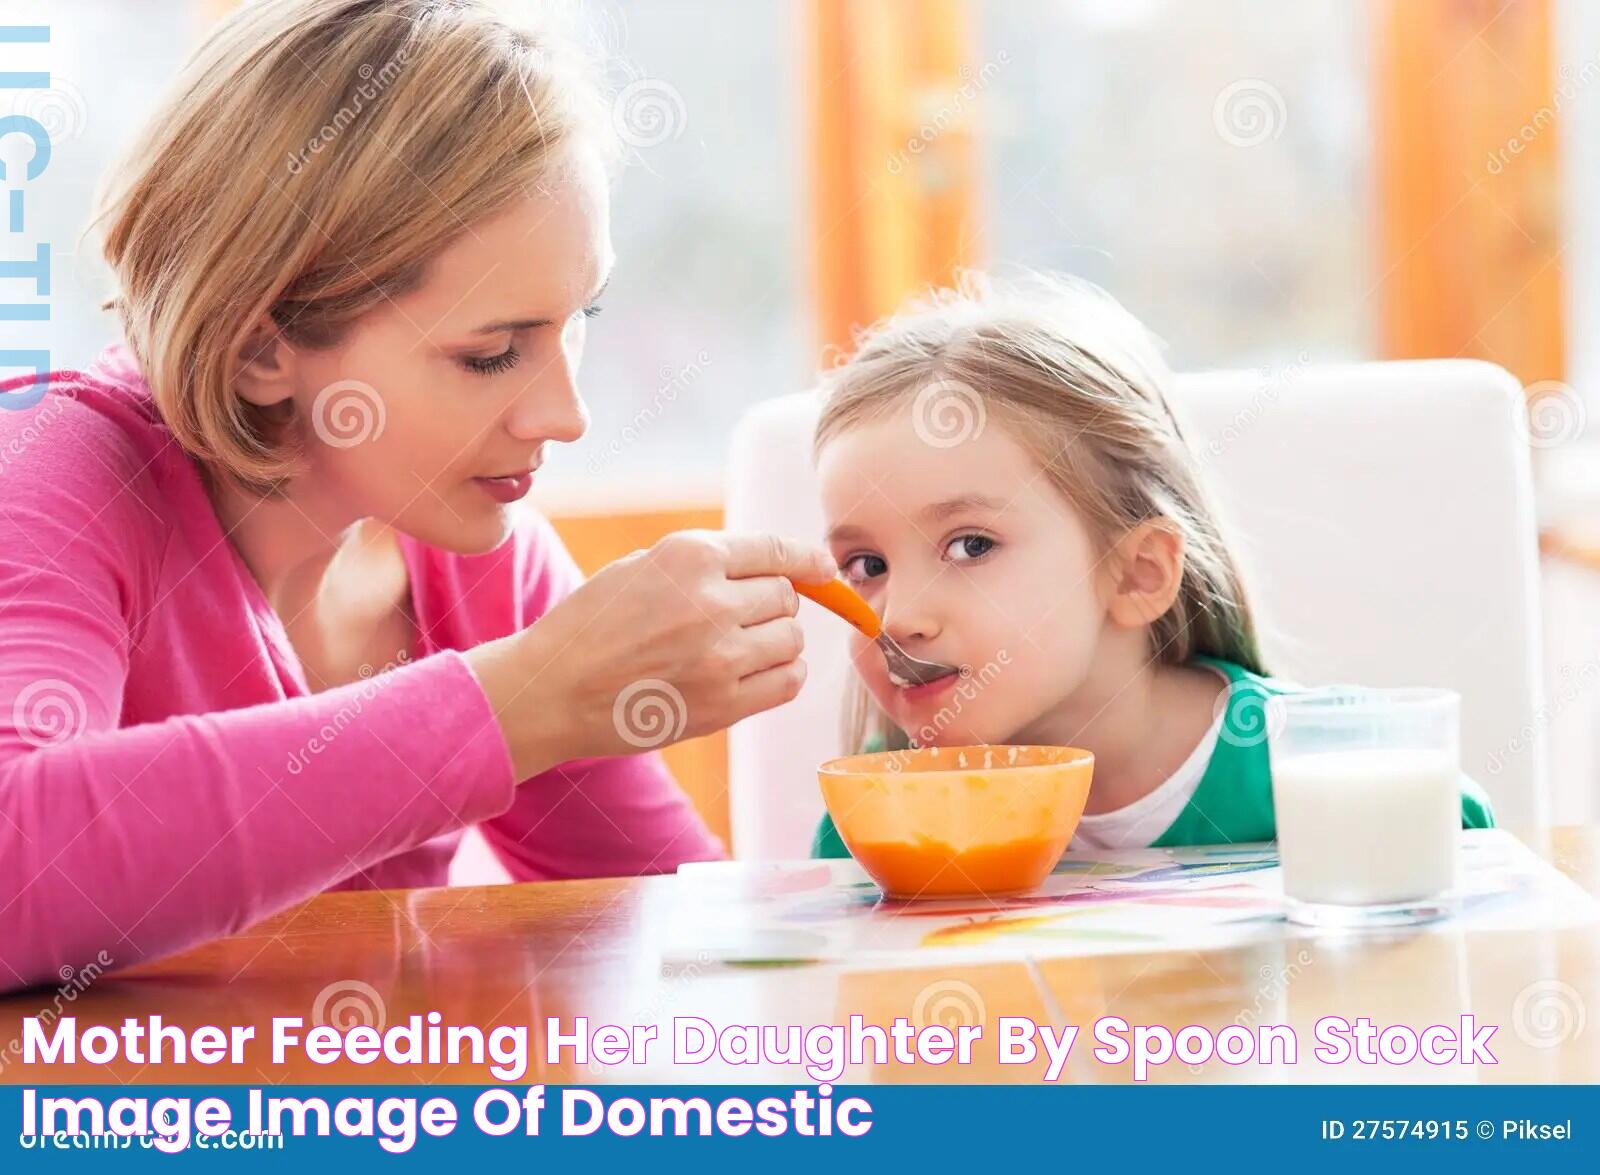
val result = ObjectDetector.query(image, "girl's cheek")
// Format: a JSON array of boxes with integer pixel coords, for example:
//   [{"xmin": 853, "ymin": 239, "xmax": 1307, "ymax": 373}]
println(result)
[
  {"xmin": 850, "ymin": 640, "xmax": 892, "ymax": 697},
  {"xmin": 849, "ymin": 638, "xmax": 877, "ymax": 678}
]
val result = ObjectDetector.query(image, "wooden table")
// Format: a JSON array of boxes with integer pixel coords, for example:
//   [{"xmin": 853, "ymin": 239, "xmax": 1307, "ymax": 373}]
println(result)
[{"xmin": 3, "ymin": 828, "xmax": 1597, "ymax": 1085}]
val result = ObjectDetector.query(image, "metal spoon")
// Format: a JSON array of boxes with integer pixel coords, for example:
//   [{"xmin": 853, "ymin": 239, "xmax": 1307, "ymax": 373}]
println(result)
[{"xmin": 791, "ymin": 578, "xmax": 960, "ymax": 686}]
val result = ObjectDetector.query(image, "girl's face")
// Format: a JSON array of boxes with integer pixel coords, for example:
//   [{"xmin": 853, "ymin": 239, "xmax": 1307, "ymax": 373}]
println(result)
[
  {"xmin": 275, "ymin": 147, "xmax": 614, "ymax": 553},
  {"xmin": 818, "ymin": 402, "xmax": 1118, "ymax": 746}
]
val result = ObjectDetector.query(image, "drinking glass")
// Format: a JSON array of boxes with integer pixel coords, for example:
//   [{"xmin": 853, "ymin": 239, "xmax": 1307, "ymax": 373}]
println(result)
[{"xmin": 1268, "ymin": 688, "xmax": 1461, "ymax": 928}]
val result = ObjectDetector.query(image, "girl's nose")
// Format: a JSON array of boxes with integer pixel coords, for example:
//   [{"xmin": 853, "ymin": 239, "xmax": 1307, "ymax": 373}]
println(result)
[{"xmin": 880, "ymin": 588, "xmax": 941, "ymax": 647}]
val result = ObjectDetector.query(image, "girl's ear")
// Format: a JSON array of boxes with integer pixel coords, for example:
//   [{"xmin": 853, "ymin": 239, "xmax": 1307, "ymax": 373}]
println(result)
[
  {"xmin": 1105, "ymin": 519, "xmax": 1186, "ymax": 630},
  {"xmin": 233, "ymin": 315, "xmax": 300, "ymax": 409}
]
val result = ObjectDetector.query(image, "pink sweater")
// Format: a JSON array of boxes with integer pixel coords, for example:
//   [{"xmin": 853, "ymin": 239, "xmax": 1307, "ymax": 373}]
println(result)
[{"xmin": 0, "ymin": 345, "xmax": 723, "ymax": 991}]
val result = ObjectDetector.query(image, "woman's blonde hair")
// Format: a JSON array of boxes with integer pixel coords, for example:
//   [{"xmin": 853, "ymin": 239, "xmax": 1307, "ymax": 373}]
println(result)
[
  {"xmin": 816, "ymin": 271, "xmax": 1266, "ymax": 751},
  {"xmin": 93, "ymin": 0, "xmax": 610, "ymax": 493}
]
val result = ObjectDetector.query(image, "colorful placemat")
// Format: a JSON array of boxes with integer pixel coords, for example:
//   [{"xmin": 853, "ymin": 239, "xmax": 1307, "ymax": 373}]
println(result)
[{"xmin": 664, "ymin": 830, "xmax": 1598, "ymax": 968}]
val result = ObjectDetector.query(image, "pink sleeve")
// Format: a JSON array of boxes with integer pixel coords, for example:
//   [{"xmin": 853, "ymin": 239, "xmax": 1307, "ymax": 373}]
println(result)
[
  {"xmin": 478, "ymin": 516, "xmax": 726, "ymax": 880},
  {"xmin": 0, "ymin": 440, "xmax": 517, "ymax": 992}
]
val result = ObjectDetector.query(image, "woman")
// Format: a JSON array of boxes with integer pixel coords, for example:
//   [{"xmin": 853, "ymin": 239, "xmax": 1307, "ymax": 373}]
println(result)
[{"xmin": 0, "ymin": 0, "xmax": 833, "ymax": 990}]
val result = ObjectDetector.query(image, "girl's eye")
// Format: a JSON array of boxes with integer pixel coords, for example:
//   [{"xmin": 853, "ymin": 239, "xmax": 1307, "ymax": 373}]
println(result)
[
  {"xmin": 460, "ymin": 344, "xmax": 521, "ymax": 376},
  {"xmin": 945, "ymin": 534, "xmax": 996, "ymax": 562},
  {"xmin": 841, "ymin": 553, "xmax": 888, "ymax": 583},
  {"xmin": 582, "ymin": 303, "xmax": 604, "ymax": 319}
]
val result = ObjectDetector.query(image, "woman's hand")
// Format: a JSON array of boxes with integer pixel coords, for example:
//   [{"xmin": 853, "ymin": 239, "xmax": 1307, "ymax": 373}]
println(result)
[{"xmin": 466, "ymin": 531, "xmax": 837, "ymax": 778}]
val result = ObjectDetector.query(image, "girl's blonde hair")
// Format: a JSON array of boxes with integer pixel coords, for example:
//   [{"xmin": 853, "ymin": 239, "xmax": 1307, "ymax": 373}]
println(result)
[
  {"xmin": 816, "ymin": 272, "xmax": 1266, "ymax": 751},
  {"xmin": 93, "ymin": 0, "xmax": 610, "ymax": 494}
]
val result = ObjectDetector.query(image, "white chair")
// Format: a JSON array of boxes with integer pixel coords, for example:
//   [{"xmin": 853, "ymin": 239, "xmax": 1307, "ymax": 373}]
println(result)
[{"xmin": 724, "ymin": 360, "xmax": 1549, "ymax": 858}]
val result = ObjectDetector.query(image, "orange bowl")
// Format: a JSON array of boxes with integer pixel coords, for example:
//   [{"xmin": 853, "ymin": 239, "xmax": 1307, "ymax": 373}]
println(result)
[{"xmin": 818, "ymin": 744, "xmax": 1095, "ymax": 899}]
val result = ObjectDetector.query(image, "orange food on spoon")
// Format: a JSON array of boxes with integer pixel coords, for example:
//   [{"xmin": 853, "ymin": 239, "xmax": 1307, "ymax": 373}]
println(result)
[{"xmin": 792, "ymin": 577, "xmax": 881, "ymax": 638}]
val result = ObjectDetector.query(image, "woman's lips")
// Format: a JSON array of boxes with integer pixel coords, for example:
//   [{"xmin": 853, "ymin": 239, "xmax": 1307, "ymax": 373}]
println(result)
[{"xmin": 473, "ymin": 471, "xmax": 534, "ymax": 503}]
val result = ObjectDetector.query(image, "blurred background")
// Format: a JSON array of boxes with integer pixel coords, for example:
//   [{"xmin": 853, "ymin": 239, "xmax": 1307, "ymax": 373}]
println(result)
[{"xmin": 8, "ymin": 0, "xmax": 1600, "ymax": 845}]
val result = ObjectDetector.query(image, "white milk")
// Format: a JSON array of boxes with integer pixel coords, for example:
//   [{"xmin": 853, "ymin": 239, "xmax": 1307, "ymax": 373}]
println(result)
[{"xmin": 1272, "ymin": 748, "xmax": 1460, "ymax": 905}]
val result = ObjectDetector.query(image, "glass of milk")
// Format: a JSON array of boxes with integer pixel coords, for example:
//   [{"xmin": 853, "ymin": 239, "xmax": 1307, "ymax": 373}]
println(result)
[{"xmin": 1268, "ymin": 688, "xmax": 1461, "ymax": 928}]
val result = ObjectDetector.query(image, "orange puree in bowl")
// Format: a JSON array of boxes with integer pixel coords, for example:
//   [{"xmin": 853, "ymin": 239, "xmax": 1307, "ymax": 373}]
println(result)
[{"xmin": 849, "ymin": 834, "xmax": 1066, "ymax": 898}]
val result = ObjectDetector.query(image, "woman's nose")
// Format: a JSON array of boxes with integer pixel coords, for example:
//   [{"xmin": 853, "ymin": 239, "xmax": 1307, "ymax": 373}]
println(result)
[{"xmin": 506, "ymin": 349, "xmax": 589, "ymax": 443}]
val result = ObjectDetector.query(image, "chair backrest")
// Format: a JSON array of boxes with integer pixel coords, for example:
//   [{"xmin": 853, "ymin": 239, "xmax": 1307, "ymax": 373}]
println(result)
[{"xmin": 724, "ymin": 360, "xmax": 1548, "ymax": 857}]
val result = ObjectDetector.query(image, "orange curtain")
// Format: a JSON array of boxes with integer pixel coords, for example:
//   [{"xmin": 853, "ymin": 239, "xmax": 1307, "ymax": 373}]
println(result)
[
  {"xmin": 806, "ymin": 0, "xmax": 984, "ymax": 359},
  {"xmin": 1375, "ymin": 0, "xmax": 1564, "ymax": 386}
]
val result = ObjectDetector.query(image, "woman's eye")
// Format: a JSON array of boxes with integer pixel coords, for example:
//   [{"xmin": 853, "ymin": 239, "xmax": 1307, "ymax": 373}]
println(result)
[
  {"xmin": 841, "ymin": 553, "xmax": 888, "ymax": 583},
  {"xmin": 945, "ymin": 534, "xmax": 995, "ymax": 562},
  {"xmin": 460, "ymin": 344, "xmax": 521, "ymax": 376}
]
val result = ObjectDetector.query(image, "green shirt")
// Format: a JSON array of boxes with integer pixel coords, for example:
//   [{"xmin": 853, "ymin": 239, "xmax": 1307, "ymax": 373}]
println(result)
[{"xmin": 811, "ymin": 656, "xmax": 1495, "ymax": 858}]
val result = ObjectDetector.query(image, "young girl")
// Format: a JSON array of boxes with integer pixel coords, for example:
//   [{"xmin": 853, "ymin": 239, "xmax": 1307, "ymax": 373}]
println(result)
[{"xmin": 811, "ymin": 273, "xmax": 1493, "ymax": 857}]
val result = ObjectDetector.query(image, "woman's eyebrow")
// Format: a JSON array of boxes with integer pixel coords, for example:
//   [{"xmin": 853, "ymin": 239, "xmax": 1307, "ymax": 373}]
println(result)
[
  {"xmin": 470, "ymin": 314, "xmax": 553, "ymax": 335},
  {"xmin": 468, "ymin": 276, "xmax": 612, "ymax": 336}
]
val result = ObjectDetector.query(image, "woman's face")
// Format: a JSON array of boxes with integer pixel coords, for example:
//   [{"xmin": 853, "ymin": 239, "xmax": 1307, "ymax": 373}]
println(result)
[
  {"xmin": 283, "ymin": 147, "xmax": 614, "ymax": 553},
  {"xmin": 817, "ymin": 402, "xmax": 1117, "ymax": 746}
]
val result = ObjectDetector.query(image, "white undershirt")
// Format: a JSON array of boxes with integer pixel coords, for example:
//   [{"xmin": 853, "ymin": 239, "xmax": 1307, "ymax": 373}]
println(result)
[{"xmin": 1069, "ymin": 671, "xmax": 1228, "ymax": 851}]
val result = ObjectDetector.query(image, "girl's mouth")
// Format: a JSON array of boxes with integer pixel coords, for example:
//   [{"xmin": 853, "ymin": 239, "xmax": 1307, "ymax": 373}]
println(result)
[{"xmin": 892, "ymin": 668, "xmax": 962, "ymax": 701}]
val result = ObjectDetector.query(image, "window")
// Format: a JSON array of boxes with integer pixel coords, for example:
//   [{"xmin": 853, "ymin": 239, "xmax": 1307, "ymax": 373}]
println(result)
[{"xmin": 980, "ymin": 0, "xmax": 1373, "ymax": 371}]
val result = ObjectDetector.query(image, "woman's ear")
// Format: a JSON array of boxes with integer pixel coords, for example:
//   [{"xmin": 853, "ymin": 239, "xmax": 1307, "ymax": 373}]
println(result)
[
  {"xmin": 1105, "ymin": 519, "xmax": 1186, "ymax": 630},
  {"xmin": 233, "ymin": 315, "xmax": 299, "ymax": 409}
]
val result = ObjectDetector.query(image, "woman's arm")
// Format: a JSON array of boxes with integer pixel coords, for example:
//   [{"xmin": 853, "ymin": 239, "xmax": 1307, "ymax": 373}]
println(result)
[
  {"xmin": 477, "ymin": 514, "xmax": 724, "ymax": 879},
  {"xmin": 0, "ymin": 445, "xmax": 517, "ymax": 992},
  {"xmin": 0, "ymin": 646, "xmax": 517, "ymax": 991}
]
